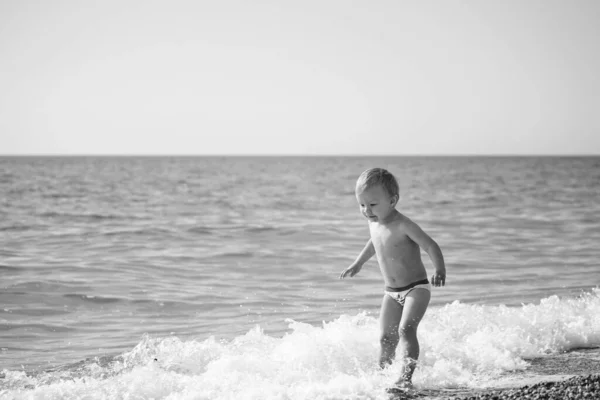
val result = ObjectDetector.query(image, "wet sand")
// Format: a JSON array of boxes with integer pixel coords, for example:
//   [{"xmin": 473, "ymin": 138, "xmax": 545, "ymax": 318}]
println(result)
[
  {"xmin": 407, "ymin": 348, "xmax": 600, "ymax": 400},
  {"xmin": 451, "ymin": 374, "xmax": 600, "ymax": 400}
]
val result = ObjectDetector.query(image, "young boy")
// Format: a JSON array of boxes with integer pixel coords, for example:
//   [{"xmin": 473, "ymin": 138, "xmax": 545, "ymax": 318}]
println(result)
[{"xmin": 340, "ymin": 168, "xmax": 446, "ymax": 390}]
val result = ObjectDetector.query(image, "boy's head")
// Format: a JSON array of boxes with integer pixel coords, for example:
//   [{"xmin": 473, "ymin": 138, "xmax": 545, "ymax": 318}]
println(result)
[
  {"xmin": 355, "ymin": 168, "xmax": 399, "ymax": 198},
  {"xmin": 355, "ymin": 168, "xmax": 399, "ymax": 222}
]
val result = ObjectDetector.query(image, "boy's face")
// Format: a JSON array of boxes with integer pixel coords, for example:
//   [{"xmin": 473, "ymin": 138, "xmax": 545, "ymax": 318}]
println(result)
[{"xmin": 355, "ymin": 185, "xmax": 398, "ymax": 223}]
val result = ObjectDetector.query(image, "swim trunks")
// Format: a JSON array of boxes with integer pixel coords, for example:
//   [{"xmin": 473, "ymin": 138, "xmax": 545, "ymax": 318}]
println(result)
[{"xmin": 385, "ymin": 278, "xmax": 431, "ymax": 306}]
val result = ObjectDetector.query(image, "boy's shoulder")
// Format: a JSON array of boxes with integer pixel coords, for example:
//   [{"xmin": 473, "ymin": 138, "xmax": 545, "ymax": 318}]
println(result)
[
  {"xmin": 389, "ymin": 211, "xmax": 410, "ymax": 228},
  {"xmin": 390, "ymin": 212, "xmax": 420, "ymax": 231},
  {"xmin": 393, "ymin": 211, "xmax": 410, "ymax": 222}
]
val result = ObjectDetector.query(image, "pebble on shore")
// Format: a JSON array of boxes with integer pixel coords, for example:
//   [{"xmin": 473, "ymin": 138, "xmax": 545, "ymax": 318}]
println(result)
[{"xmin": 452, "ymin": 374, "xmax": 600, "ymax": 400}]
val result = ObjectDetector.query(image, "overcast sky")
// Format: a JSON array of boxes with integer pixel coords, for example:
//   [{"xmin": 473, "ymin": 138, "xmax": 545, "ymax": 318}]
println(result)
[{"xmin": 1, "ymin": 0, "xmax": 599, "ymax": 155}]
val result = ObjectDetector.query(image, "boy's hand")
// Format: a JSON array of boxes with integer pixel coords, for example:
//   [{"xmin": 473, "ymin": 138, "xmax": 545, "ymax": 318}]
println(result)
[
  {"xmin": 340, "ymin": 264, "xmax": 362, "ymax": 279},
  {"xmin": 431, "ymin": 271, "xmax": 446, "ymax": 287}
]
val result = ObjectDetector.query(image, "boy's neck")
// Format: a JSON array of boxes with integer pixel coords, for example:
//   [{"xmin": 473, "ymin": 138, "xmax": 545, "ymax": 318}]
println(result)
[{"xmin": 378, "ymin": 209, "xmax": 401, "ymax": 225}]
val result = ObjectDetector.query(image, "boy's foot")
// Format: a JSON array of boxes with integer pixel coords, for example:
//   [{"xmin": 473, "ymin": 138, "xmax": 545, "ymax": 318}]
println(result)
[
  {"xmin": 386, "ymin": 387, "xmax": 417, "ymax": 399},
  {"xmin": 394, "ymin": 379, "xmax": 413, "ymax": 390},
  {"xmin": 386, "ymin": 381, "xmax": 414, "ymax": 395}
]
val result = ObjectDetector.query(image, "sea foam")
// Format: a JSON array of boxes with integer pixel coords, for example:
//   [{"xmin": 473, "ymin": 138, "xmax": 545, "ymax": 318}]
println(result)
[{"xmin": 2, "ymin": 289, "xmax": 599, "ymax": 400}]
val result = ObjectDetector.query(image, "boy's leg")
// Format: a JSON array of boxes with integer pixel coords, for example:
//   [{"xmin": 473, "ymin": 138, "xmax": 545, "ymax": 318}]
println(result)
[
  {"xmin": 396, "ymin": 288, "xmax": 431, "ymax": 385},
  {"xmin": 378, "ymin": 294, "xmax": 403, "ymax": 368}
]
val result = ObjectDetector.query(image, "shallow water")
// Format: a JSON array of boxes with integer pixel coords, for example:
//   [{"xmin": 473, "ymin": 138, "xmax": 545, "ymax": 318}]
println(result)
[{"xmin": 1, "ymin": 156, "xmax": 599, "ymax": 399}]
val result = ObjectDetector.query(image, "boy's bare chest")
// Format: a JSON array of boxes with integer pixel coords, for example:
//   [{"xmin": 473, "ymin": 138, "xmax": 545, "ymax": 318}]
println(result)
[{"xmin": 369, "ymin": 225, "xmax": 411, "ymax": 249}]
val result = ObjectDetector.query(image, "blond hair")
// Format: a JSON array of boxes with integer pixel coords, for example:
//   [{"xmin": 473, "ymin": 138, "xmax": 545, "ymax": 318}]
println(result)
[{"xmin": 355, "ymin": 168, "xmax": 399, "ymax": 197}]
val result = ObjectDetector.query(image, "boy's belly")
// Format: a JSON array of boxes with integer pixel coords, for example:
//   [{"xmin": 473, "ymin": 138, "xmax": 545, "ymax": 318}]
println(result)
[{"xmin": 378, "ymin": 260, "xmax": 428, "ymax": 288}]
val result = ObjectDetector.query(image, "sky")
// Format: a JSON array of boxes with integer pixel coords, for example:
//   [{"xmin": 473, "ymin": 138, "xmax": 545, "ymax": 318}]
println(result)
[{"xmin": 1, "ymin": 0, "xmax": 599, "ymax": 155}]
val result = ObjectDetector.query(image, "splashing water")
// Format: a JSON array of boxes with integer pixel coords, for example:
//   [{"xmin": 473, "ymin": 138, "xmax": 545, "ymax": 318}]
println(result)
[{"xmin": 2, "ymin": 289, "xmax": 599, "ymax": 400}]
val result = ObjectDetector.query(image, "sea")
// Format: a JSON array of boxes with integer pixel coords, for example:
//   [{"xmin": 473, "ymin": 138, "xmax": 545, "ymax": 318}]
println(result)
[{"xmin": 1, "ymin": 155, "xmax": 599, "ymax": 400}]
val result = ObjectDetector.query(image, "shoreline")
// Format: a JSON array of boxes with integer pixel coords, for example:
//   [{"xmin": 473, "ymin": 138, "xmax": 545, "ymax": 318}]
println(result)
[
  {"xmin": 449, "ymin": 374, "xmax": 600, "ymax": 400},
  {"xmin": 420, "ymin": 348, "xmax": 600, "ymax": 400}
]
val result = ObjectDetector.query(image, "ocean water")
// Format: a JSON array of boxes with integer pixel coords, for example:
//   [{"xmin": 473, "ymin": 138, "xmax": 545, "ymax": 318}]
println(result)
[{"xmin": 1, "ymin": 155, "xmax": 599, "ymax": 400}]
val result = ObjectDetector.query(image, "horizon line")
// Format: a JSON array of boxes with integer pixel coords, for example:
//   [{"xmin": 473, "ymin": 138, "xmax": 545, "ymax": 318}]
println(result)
[{"xmin": 0, "ymin": 153, "xmax": 599, "ymax": 157}]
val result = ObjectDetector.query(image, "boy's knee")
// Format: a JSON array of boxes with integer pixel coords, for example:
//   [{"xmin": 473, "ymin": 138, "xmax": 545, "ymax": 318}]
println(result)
[
  {"xmin": 398, "ymin": 325, "xmax": 417, "ymax": 338},
  {"xmin": 380, "ymin": 331, "xmax": 399, "ymax": 346}
]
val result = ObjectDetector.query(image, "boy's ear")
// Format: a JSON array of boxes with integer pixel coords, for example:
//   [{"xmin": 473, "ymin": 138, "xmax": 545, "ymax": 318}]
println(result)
[{"xmin": 391, "ymin": 195, "xmax": 399, "ymax": 206}]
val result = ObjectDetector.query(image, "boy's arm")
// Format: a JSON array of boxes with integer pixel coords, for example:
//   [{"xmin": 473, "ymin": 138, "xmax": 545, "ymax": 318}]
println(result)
[
  {"xmin": 353, "ymin": 238, "xmax": 375, "ymax": 266},
  {"xmin": 340, "ymin": 239, "xmax": 375, "ymax": 279},
  {"xmin": 402, "ymin": 219, "xmax": 446, "ymax": 287}
]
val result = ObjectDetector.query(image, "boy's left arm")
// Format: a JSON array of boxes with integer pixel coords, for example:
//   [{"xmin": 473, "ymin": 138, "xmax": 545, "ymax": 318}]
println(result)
[{"xmin": 402, "ymin": 219, "xmax": 446, "ymax": 287}]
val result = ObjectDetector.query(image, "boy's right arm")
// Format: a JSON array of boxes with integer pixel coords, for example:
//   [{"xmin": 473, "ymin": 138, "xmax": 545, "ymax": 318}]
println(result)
[{"xmin": 339, "ymin": 239, "xmax": 375, "ymax": 279}]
